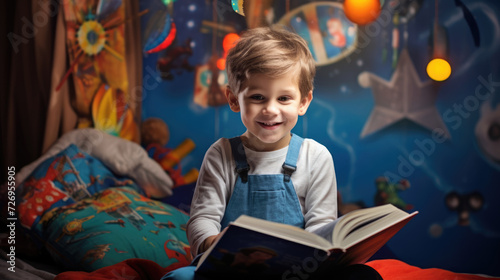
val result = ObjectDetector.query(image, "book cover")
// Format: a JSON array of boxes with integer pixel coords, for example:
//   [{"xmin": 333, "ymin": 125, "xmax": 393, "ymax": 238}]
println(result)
[
  {"xmin": 196, "ymin": 225, "xmax": 330, "ymax": 279},
  {"xmin": 196, "ymin": 204, "xmax": 418, "ymax": 278}
]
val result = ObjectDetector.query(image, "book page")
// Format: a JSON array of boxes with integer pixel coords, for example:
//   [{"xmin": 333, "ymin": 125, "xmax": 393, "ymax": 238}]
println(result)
[
  {"xmin": 233, "ymin": 215, "xmax": 332, "ymax": 250},
  {"xmin": 335, "ymin": 213, "xmax": 388, "ymax": 242},
  {"xmin": 310, "ymin": 217, "xmax": 341, "ymax": 243},
  {"xmin": 338, "ymin": 210, "xmax": 417, "ymax": 250},
  {"xmin": 332, "ymin": 204, "xmax": 400, "ymax": 245}
]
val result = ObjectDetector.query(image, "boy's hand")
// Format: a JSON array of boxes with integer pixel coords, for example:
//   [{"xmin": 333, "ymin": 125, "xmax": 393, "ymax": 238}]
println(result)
[{"xmin": 200, "ymin": 227, "xmax": 228, "ymax": 253}]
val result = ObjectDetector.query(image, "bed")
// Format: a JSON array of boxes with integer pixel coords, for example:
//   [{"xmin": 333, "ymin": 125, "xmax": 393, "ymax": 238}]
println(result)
[{"xmin": 1, "ymin": 129, "xmax": 497, "ymax": 280}]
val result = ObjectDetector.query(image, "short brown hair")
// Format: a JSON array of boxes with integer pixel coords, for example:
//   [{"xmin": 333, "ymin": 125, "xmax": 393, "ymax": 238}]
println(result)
[{"xmin": 226, "ymin": 26, "xmax": 316, "ymax": 98}]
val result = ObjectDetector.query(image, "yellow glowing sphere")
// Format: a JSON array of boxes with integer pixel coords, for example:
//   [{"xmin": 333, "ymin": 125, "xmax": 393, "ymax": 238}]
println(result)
[
  {"xmin": 426, "ymin": 58, "xmax": 452, "ymax": 81},
  {"xmin": 343, "ymin": 0, "xmax": 381, "ymax": 25}
]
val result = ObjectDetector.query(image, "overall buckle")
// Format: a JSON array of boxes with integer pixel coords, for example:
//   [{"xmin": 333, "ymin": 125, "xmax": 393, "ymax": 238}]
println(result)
[
  {"xmin": 282, "ymin": 163, "xmax": 296, "ymax": 182},
  {"xmin": 235, "ymin": 167, "xmax": 250, "ymax": 183}
]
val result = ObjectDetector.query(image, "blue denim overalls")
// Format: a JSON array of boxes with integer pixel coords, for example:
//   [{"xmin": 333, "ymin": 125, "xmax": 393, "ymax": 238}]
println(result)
[{"xmin": 162, "ymin": 134, "xmax": 305, "ymax": 280}]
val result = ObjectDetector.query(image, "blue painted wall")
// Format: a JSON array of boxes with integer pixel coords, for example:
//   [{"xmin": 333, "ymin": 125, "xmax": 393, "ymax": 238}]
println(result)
[{"xmin": 141, "ymin": 0, "xmax": 500, "ymax": 275}]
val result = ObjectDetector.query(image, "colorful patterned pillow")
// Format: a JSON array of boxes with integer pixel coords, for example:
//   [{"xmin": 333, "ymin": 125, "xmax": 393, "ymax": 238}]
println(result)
[
  {"xmin": 17, "ymin": 144, "xmax": 142, "ymax": 233},
  {"xmin": 15, "ymin": 128, "xmax": 174, "ymax": 198},
  {"xmin": 39, "ymin": 187, "xmax": 191, "ymax": 271}
]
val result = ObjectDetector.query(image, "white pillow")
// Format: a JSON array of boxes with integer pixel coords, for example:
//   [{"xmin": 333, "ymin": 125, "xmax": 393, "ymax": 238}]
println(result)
[{"xmin": 17, "ymin": 128, "xmax": 173, "ymax": 198}]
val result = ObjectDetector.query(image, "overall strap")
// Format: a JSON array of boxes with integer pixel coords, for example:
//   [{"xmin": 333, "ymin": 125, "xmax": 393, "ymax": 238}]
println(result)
[
  {"xmin": 229, "ymin": 137, "xmax": 250, "ymax": 183},
  {"xmin": 282, "ymin": 134, "xmax": 304, "ymax": 182}
]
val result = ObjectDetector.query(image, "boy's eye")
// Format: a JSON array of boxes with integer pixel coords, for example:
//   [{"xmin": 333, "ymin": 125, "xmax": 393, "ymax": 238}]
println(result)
[
  {"xmin": 278, "ymin": 96, "xmax": 291, "ymax": 101},
  {"xmin": 250, "ymin": 95, "xmax": 265, "ymax": 100}
]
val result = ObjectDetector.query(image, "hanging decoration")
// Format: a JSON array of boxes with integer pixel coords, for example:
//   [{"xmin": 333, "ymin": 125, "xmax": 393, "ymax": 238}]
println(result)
[
  {"xmin": 343, "ymin": 0, "xmax": 381, "ymax": 25},
  {"xmin": 58, "ymin": 0, "xmax": 143, "ymax": 141},
  {"xmin": 193, "ymin": 1, "xmax": 234, "ymax": 107},
  {"xmin": 386, "ymin": 0, "xmax": 423, "ymax": 68},
  {"xmin": 424, "ymin": 0, "xmax": 479, "ymax": 81},
  {"xmin": 231, "ymin": 0, "xmax": 245, "ymax": 16},
  {"xmin": 217, "ymin": 33, "xmax": 240, "ymax": 70},
  {"xmin": 358, "ymin": 49, "xmax": 450, "ymax": 138},
  {"xmin": 193, "ymin": 61, "xmax": 228, "ymax": 108},
  {"xmin": 427, "ymin": 0, "xmax": 451, "ymax": 81},
  {"xmin": 454, "ymin": 0, "xmax": 480, "ymax": 47},
  {"xmin": 277, "ymin": 2, "xmax": 358, "ymax": 66},
  {"xmin": 426, "ymin": 58, "xmax": 451, "ymax": 82},
  {"xmin": 390, "ymin": 13, "xmax": 399, "ymax": 68},
  {"xmin": 156, "ymin": 39, "xmax": 194, "ymax": 81},
  {"xmin": 144, "ymin": 0, "xmax": 193, "ymax": 81},
  {"xmin": 142, "ymin": 0, "xmax": 176, "ymax": 54}
]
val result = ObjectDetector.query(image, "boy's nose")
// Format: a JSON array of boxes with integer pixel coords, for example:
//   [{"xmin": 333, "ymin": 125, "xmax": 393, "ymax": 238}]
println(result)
[{"xmin": 262, "ymin": 101, "xmax": 279, "ymax": 114}]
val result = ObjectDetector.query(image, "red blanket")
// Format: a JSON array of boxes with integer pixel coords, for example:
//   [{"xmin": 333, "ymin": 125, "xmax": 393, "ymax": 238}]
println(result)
[
  {"xmin": 55, "ymin": 258, "xmax": 496, "ymax": 280},
  {"xmin": 366, "ymin": 259, "xmax": 495, "ymax": 280},
  {"xmin": 54, "ymin": 258, "xmax": 180, "ymax": 280}
]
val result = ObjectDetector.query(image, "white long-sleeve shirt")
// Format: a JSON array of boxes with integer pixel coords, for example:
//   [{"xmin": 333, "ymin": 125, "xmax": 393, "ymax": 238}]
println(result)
[{"xmin": 187, "ymin": 137, "xmax": 338, "ymax": 255}]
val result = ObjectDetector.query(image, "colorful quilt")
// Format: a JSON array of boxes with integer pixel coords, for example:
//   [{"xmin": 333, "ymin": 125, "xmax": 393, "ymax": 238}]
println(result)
[{"xmin": 15, "ymin": 144, "xmax": 191, "ymax": 271}]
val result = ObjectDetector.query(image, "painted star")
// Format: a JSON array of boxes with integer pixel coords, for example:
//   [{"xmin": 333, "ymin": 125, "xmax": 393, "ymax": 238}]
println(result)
[{"xmin": 358, "ymin": 48, "xmax": 450, "ymax": 138}]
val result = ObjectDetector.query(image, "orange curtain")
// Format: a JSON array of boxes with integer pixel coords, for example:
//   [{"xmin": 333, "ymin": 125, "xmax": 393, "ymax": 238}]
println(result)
[{"xmin": 1, "ymin": 0, "xmax": 142, "ymax": 183}]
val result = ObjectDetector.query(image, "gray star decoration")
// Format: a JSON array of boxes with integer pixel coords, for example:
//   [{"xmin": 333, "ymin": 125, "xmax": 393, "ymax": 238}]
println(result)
[{"xmin": 358, "ymin": 48, "xmax": 450, "ymax": 138}]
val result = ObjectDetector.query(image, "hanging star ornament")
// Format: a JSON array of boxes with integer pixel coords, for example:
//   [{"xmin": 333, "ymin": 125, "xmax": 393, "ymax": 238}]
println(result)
[{"xmin": 358, "ymin": 48, "xmax": 450, "ymax": 138}]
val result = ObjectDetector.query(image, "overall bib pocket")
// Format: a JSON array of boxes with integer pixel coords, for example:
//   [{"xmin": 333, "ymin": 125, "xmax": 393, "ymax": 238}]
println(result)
[{"xmin": 250, "ymin": 190, "xmax": 285, "ymax": 223}]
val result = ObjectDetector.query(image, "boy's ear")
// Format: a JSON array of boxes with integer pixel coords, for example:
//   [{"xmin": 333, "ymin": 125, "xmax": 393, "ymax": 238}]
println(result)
[
  {"xmin": 225, "ymin": 86, "xmax": 240, "ymax": 112},
  {"xmin": 298, "ymin": 90, "xmax": 313, "ymax": 116}
]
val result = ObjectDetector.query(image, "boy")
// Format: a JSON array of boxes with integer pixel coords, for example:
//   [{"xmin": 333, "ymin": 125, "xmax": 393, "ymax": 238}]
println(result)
[{"xmin": 163, "ymin": 26, "xmax": 381, "ymax": 280}]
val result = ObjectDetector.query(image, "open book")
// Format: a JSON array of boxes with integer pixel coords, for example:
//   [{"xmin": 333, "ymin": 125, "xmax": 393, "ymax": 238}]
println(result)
[{"xmin": 196, "ymin": 204, "xmax": 418, "ymax": 278}]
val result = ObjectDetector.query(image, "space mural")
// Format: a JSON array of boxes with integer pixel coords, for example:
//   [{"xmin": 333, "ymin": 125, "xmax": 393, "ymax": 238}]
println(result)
[{"xmin": 139, "ymin": 0, "xmax": 500, "ymax": 275}]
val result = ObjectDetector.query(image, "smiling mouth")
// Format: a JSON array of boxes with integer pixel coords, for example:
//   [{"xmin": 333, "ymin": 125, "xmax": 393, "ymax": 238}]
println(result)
[{"xmin": 258, "ymin": 121, "xmax": 283, "ymax": 128}]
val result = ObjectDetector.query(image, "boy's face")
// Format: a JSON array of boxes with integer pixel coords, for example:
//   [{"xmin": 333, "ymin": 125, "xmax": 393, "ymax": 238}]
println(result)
[{"xmin": 225, "ymin": 72, "xmax": 312, "ymax": 151}]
